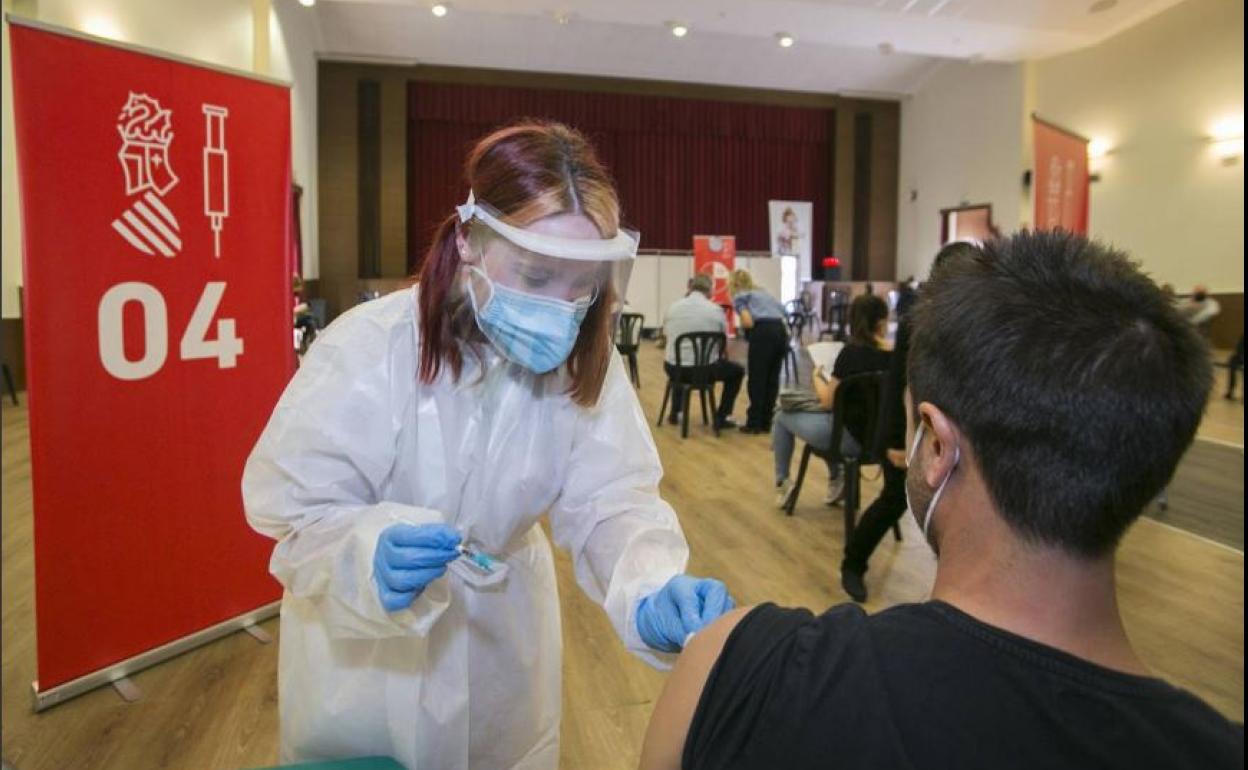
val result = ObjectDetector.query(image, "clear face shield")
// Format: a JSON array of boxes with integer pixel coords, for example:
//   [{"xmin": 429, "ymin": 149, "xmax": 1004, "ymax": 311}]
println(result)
[{"xmin": 456, "ymin": 191, "xmax": 638, "ymax": 373}]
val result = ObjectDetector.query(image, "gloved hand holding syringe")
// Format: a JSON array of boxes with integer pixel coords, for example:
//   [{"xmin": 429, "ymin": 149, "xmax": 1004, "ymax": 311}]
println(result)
[{"xmin": 373, "ymin": 523, "xmax": 509, "ymax": 612}]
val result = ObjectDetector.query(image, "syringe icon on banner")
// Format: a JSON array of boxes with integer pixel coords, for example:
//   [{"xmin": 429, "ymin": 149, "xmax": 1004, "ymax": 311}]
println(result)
[{"xmin": 202, "ymin": 105, "xmax": 229, "ymax": 258}]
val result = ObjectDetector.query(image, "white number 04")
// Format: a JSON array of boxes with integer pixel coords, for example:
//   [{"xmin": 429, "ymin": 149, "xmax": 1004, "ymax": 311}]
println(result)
[{"xmin": 98, "ymin": 282, "xmax": 244, "ymax": 381}]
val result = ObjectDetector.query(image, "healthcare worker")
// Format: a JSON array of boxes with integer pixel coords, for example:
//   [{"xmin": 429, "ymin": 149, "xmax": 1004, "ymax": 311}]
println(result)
[{"xmin": 242, "ymin": 121, "xmax": 735, "ymax": 769}]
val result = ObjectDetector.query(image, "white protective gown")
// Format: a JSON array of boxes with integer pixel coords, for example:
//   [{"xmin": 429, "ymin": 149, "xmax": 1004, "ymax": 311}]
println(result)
[{"xmin": 242, "ymin": 286, "xmax": 688, "ymax": 769}]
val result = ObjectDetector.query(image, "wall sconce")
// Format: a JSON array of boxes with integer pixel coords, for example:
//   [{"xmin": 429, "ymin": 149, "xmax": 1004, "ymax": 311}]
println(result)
[
  {"xmin": 1088, "ymin": 138, "xmax": 1112, "ymax": 159},
  {"xmin": 1209, "ymin": 116, "xmax": 1243, "ymax": 165}
]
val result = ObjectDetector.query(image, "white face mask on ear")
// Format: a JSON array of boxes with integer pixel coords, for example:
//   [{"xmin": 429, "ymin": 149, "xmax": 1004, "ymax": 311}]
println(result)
[{"xmin": 905, "ymin": 422, "xmax": 961, "ymax": 539}]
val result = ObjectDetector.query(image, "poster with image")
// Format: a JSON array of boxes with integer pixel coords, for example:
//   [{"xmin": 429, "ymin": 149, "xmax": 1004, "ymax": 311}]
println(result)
[{"xmin": 768, "ymin": 200, "xmax": 812, "ymax": 282}]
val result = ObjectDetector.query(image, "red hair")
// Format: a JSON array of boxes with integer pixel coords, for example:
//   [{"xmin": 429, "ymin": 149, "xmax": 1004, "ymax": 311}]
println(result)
[{"xmin": 416, "ymin": 121, "xmax": 621, "ymax": 407}]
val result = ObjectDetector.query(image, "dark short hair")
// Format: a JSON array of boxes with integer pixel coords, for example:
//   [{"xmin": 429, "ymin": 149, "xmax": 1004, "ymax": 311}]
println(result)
[
  {"xmin": 849, "ymin": 294, "xmax": 889, "ymax": 347},
  {"xmin": 931, "ymin": 240, "xmax": 980, "ymax": 275},
  {"xmin": 908, "ymin": 230, "xmax": 1211, "ymax": 556}
]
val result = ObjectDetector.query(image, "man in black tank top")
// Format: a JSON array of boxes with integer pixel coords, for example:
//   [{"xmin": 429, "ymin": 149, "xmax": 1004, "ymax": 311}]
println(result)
[{"xmin": 638, "ymin": 232, "xmax": 1243, "ymax": 770}]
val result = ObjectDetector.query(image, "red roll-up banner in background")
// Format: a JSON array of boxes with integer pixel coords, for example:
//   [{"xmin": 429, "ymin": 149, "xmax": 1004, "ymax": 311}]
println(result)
[
  {"xmin": 1032, "ymin": 116, "xmax": 1090, "ymax": 234},
  {"xmin": 9, "ymin": 19, "xmax": 291, "ymax": 700},
  {"xmin": 693, "ymin": 235, "xmax": 737, "ymax": 336}
]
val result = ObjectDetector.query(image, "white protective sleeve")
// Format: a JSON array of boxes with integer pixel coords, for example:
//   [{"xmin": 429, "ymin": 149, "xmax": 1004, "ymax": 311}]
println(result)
[
  {"xmin": 242, "ymin": 308, "xmax": 450, "ymax": 640},
  {"xmin": 547, "ymin": 355, "xmax": 690, "ymax": 670}
]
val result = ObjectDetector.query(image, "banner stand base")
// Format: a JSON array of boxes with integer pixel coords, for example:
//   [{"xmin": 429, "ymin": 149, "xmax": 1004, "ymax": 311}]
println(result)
[
  {"xmin": 243, "ymin": 621, "xmax": 273, "ymax": 644},
  {"xmin": 31, "ymin": 600, "xmax": 279, "ymax": 712},
  {"xmin": 111, "ymin": 676, "xmax": 141, "ymax": 703}
]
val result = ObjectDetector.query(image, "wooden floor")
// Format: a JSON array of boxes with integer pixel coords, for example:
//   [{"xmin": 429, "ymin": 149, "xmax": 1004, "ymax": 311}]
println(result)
[
  {"xmin": 1, "ymin": 342, "xmax": 1243, "ymax": 770},
  {"xmin": 1144, "ymin": 438, "xmax": 1245, "ymax": 549}
]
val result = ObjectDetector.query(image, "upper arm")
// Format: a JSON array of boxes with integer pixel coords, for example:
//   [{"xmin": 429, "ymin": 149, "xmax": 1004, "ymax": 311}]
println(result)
[
  {"xmin": 814, "ymin": 374, "xmax": 839, "ymax": 410},
  {"xmin": 639, "ymin": 606, "xmax": 754, "ymax": 770}
]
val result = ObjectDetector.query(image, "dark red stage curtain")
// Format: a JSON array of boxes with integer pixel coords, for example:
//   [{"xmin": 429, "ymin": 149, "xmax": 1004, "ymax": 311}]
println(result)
[{"xmin": 407, "ymin": 81, "xmax": 831, "ymax": 273}]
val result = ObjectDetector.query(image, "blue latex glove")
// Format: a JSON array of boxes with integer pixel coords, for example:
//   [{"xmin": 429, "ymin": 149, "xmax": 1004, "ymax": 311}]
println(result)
[
  {"xmin": 373, "ymin": 523, "xmax": 463, "ymax": 613},
  {"xmin": 636, "ymin": 575, "xmax": 736, "ymax": 653}
]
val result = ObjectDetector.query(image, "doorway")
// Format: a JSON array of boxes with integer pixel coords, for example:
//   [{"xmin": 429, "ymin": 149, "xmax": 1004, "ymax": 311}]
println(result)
[{"xmin": 940, "ymin": 204, "xmax": 996, "ymax": 246}]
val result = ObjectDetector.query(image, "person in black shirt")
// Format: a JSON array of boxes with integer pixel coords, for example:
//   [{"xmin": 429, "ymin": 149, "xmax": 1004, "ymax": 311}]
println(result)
[
  {"xmin": 841, "ymin": 242, "xmax": 980, "ymax": 602},
  {"xmin": 770, "ymin": 294, "xmax": 890, "ymax": 509},
  {"xmin": 639, "ymin": 231, "xmax": 1243, "ymax": 770}
]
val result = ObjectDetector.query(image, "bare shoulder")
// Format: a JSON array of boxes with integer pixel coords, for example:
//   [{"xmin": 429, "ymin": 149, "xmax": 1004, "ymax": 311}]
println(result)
[{"xmin": 639, "ymin": 606, "xmax": 756, "ymax": 770}]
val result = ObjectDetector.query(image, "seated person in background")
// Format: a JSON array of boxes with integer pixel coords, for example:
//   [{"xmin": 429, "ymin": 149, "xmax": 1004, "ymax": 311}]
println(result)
[
  {"xmin": 772, "ymin": 294, "xmax": 890, "ymax": 509},
  {"xmin": 639, "ymin": 231, "xmax": 1243, "ymax": 770},
  {"xmin": 841, "ymin": 241, "xmax": 979, "ymax": 603},
  {"xmin": 662, "ymin": 273, "xmax": 744, "ymax": 430},
  {"xmin": 1179, "ymin": 284, "xmax": 1221, "ymax": 327}
]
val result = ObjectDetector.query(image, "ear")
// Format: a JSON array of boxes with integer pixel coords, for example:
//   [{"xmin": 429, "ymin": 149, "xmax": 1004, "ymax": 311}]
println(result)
[
  {"xmin": 455, "ymin": 226, "xmax": 477, "ymax": 265},
  {"xmin": 915, "ymin": 401, "xmax": 962, "ymax": 486}
]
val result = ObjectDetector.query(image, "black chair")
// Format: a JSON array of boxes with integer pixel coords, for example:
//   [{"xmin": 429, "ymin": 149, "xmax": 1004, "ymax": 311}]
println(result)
[
  {"xmin": 616, "ymin": 312, "xmax": 645, "ymax": 387},
  {"xmin": 822, "ymin": 291, "xmax": 849, "ymax": 341},
  {"xmin": 657, "ymin": 331, "xmax": 726, "ymax": 439},
  {"xmin": 783, "ymin": 310, "xmax": 804, "ymax": 384},
  {"xmin": 783, "ymin": 371, "xmax": 902, "ymax": 543},
  {"xmin": 799, "ymin": 290, "xmax": 819, "ymax": 337}
]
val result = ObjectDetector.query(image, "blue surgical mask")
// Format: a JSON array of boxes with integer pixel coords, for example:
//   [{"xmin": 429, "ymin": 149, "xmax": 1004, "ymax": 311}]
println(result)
[{"xmin": 466, "ymin": 266, "xmax": 591, "ymax": 374}]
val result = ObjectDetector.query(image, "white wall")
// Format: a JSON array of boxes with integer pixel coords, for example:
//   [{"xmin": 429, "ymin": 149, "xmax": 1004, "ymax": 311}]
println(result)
[
  {"xmin": 271, "ymin": 0, "xmax": 322, "ymax": 280},
  {"xmin": 1032, "ymin": 0, "xmax": 1243, "ymax": 293},
  {"xmin": 1, "ymin": 0, "xmax": 321, "ymax": 318},
  {"xmin": 896, "ymin": 60, "xmax": 1025, "ymax": 281},
  {"xmin": 1, "ymin": 1, "xmax": 26, "ymax": 318}
]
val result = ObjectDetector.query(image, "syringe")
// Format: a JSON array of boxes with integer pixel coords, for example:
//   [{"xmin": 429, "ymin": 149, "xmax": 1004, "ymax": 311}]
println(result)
[{"xmin": 202, "ymin": 105, "xmax": 229, "ymax": 258}]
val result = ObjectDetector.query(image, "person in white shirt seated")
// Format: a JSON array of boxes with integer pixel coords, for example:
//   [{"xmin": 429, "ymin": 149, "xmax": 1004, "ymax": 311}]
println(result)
[
  {"xmin": 662, "ymin": 273, "xmax": 745, "ymax": 429},
  {"xmin": 1179, "ymin": 285, "xmax": 1221, "ymax": 328}
]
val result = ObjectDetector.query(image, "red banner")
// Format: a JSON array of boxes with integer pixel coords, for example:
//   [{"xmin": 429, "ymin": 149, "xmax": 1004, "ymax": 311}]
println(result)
[
  {"xmin": 10, "ymin": 22, "xmax": 291, "ymax": 692},
  {"xmin": 1033, "ymin": 117, "xmax": 1089, "ymax": 234},
  {"xmin": 693, "ymin": 235, "xmax": 737, "ymax": 335}
]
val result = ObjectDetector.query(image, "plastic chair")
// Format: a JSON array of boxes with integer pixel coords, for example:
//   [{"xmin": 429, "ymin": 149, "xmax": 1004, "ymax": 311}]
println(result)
[
  {"xmin": 783, "ymin": 310, "xmax": 804, "ymax": 384},
  {"xmin": 799, "ymin": 290, "xmax": 819, "ymax": 337},
  {"xmin": 657, "ymin": 331, "xmax": 726, "ymax": 439},
  {"xmin": 822, "ymin": 291, "xmax": 849, "ymax": 341},
  {"xmin": 616, "ymin": 312, "xmax": 645, "ymax": 387},
  {"xmin": 783, "ymin": 371, "xmax": 902, "ymax": 543}
]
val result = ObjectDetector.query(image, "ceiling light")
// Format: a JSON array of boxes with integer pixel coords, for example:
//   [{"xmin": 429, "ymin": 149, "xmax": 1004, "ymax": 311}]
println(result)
[
  {"xmin": 668, "ymin": 21, "xmax": 689, "ymax": 38},
  {"xmin": 1089, "ymin": 0, "xmax": 1117, "ymax": 13},
  {"xmin": 298, "ymin": 0, "xmax": 315, "ymax": 7},
  {"xmin": 1088, "ymin": 138, "xmax": 1112, "ymax": 158},
  {"xmin": 431, "ymin": 3, "xmax": 449, "ymax": 18},
  {"xmin": 776, "ymin": 33, "xmax": 795, "ymax": 48}
]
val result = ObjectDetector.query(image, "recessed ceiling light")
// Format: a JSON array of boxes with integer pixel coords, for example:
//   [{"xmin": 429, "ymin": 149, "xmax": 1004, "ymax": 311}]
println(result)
[
  {"xmin": 668, "ymin": 21, "xmax": 689, "ymax": 38},
  {"xmin": 878, "ymin": 42, "xmax": 894, "ymax": 55},
  {"xmin": 776, "ymin": 33, "xmax": 795, "ymax": 48},
  {"xmin": 298, "ymin": 0, "xmax": 315, "ymax": 7},
  {"xmin": 431, "ymin": 3, "xmax": 449, "ymax": 18},
  {"xmin": 1089, "ymin": 0, "xmax": 1117, "ymax": 13}
]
